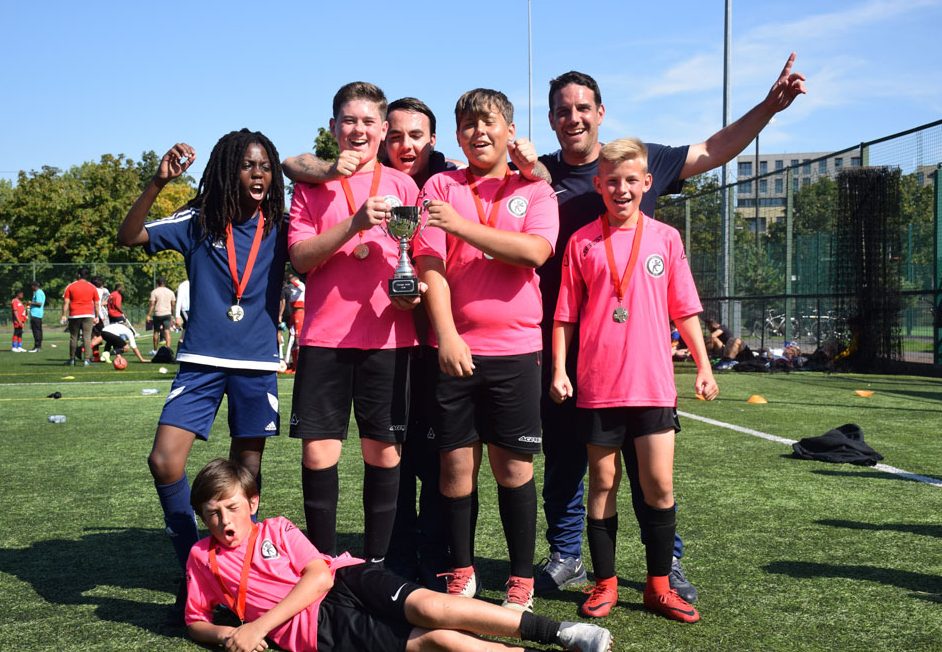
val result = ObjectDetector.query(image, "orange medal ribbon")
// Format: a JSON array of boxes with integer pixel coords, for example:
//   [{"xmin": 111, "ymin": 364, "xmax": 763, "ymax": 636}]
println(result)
[
  {"xmin": 465, "ymin": 168, "xmax": 513, "ymax": 227},
  {"xmin": 600, "ymin": 213, "xmax": 645, "ymax": 321},
  {"xmin": 208, "ymin": 523, "xmax": 260, "ymax": 623},
  {"xmin": 225, "ymin": 209, "xmax": 266, "ymax": 306},
  {"xmin": 340, "ymin": 164, "xmax": 383, "ymax": 254}
]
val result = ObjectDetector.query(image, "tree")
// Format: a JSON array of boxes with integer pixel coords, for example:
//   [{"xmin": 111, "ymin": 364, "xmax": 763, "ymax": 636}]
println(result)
[
  {"xmin": 0, "ymin": 152, "xmax": 197, "ymax": 305},
  {"xmin": 657, "ymin": 173, "xmax": 724, "ymax": 297},
  {"xmin": 0, "ymin": 179, "xmax": 14, "ymax": 261},
  {"xmin": 794, "ymin": 176, "xmax": 838, "ymax": 235},
  {"xmin": 313, "ymin": 127, "xmax": 339, "ymax": 161}
]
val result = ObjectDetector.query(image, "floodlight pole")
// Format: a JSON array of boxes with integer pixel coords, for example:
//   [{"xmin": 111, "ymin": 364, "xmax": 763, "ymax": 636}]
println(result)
[
  {"xmin": 755, "ymin": 133, "xmax": 760, "ymax": 248},
  {"xmin": 721, "ymin": 0, "xmax": 734, "ymax": 326},
  {"xmin": 527, "ymin": 0, "xmax": 533, "ymax": 139}
]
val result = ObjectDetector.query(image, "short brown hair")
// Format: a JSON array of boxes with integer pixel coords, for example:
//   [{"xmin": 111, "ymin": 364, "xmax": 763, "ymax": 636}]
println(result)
[
  {"xmin": 548, "ymin": 71, "xmax": 602, "ymax": 112},
  {"xmin": 332, "ymin": 81, "xmax": 388, "ymax": 120},
  {"xmin": 599, "ymin": 137, "xmax": 648, "ymax": 172},
  {"xmin": 454, "ymin": 88, "xmax": 513, "ymax": 127},
  {"xmin": 388, "ymin": 97, "xmax": 438, "ymax": 135},
  {"xmin": 190, "ymin": 458, "xmax": 259, "ymax": 514}
]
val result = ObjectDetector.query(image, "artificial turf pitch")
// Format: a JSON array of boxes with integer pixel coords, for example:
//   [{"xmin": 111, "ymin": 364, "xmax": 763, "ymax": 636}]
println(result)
[{"xmin": 0, "ymin": 330, "xmax": 939, "ymax": 650}]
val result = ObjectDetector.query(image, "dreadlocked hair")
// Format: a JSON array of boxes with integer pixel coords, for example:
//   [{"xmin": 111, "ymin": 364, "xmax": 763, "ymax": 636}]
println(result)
[{"xmin": 188, "ymin": 129, "xmax": 285, "ymax": 242}]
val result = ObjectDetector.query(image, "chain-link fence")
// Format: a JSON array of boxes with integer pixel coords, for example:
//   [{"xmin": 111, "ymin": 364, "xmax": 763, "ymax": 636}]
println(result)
[{"xmin": 659, "ymin": 119, "xmax": 942, "ymax": 367}]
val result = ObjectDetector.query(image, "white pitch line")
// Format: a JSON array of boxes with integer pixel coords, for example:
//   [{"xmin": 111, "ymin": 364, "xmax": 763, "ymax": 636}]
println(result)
[{"xmin": 678, "ymin": 410, "xmax": 942, "ymax": 488}]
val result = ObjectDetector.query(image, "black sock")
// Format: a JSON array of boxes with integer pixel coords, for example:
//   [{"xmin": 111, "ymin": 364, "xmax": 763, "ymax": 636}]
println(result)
[
  {"xmin": 469, "ymin": 489, "xmax": 479, "ymax": 561},
  {"xmin": 640, "ymin": 502, "xmax": 675, "ymax": 577},
  {"xmin": 519, "ymin": 611, "xmax": 560, "ymax": 644},
  {"xmin": 363, "ymin": 462, "xmax": 401, "ymax": 561},
  {"xmin": 444, "ymin": 493, "xmax": 474, "ymax": 568},
  {"xmin": 497, "ymin": 478, "xmax": 537, "ymax": 578},
  {"xmin": 302, "ymin": 465, "xmax": 339, "ymax": 555},
  {"xmin": 587, "ymin": 514, "xmax": 618, "ymax": 580}
]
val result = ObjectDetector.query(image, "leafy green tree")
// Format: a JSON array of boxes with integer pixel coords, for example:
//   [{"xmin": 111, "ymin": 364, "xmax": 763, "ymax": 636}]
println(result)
[
  {"xmin": 314, "ymin": 127, "xmax": 339, "ymax": 161},
  {"xmin": 734, "ymin": 224, "xmax": 783, "ymax": 297},
  {"xmin": 899, "ymin": 172, "xmax": 935, "ymax": 287},
  {"xmin": 0, "ymin": 179, "xmax": 14, "ymax": 261},
  {"xmin": 658, "ymin": 173, "xmax": 724, "ymax": 296},
  {"xmin": 0, "ymin": 152, "xmax": 196, "ymax": 306}
]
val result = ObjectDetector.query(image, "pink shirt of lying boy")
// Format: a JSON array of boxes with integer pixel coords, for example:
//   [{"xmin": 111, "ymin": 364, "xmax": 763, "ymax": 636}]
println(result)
[{"xmin": 187, "ymin": 515, "xmax": 363, "ymax": 651}]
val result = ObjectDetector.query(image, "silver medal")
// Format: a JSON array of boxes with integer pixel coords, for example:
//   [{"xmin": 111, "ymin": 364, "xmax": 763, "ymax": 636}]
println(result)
[
  {"xmin": 227, "ymin": 304, "xmax": 245, "ymax": 322},
  {"xmin": 612, "ymin": 306, "xmax": 628, "ymax": 323}
]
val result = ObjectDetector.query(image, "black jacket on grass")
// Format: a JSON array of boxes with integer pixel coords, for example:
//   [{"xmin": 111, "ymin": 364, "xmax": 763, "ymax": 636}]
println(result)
[{"xmin": 791, "ymin": 424, "xmax": 884, "ymax": 466}]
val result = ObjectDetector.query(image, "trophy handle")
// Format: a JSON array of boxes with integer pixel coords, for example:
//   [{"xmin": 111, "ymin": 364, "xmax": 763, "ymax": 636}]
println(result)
[{"xmin": 417, "ymin": 199, "xmax": 431, "ymax": 233}]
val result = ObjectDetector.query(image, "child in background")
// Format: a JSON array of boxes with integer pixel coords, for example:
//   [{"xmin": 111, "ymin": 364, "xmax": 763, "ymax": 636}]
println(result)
[{"xmin": 10, "ymin": 289, "xmax": 27, "ymax": 352}]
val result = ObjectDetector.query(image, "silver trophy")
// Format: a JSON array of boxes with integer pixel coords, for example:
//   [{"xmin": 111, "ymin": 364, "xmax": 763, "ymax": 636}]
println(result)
[{"xmin": 387, "ymin": 204, "xmax": 425, "ymax": 297}]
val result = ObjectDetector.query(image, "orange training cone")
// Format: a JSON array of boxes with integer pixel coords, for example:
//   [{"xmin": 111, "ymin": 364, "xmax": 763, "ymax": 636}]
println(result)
[{"xmin": 747, "ymin": 394, "xmax": 768, "ymax": 404}]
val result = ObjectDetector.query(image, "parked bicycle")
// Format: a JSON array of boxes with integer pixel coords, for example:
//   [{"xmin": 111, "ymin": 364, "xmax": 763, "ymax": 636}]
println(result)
[{"xmin": 750, "ymin": 308, "xmax": 799, "ymax": 340}]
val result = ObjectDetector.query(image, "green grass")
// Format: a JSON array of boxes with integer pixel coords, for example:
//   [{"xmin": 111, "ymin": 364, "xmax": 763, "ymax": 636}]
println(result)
[{"xmin": 1, "ymin": 331, "xmax": 940, "ymax": 650}]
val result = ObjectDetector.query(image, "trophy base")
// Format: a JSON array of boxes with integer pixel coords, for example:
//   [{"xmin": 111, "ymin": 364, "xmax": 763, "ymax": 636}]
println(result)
[{"xmin": 389, "ymin": 277, "xmax": 420, "ymax": 298}]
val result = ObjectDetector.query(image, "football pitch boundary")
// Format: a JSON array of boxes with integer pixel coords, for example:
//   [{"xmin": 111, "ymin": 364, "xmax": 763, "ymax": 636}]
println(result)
[
  {"xmin": 7, "ymin": 373, "xmax": 941, "ymax": 488},
  {"xmin": 679, "ymin": 410, "xmax": 942, "ymax": 488}
]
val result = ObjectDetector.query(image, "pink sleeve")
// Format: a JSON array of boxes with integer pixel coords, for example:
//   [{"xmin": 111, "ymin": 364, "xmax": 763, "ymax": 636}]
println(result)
[
  {"xmin": 666, "ymin": 229, "xmax": 703, "ymax": 319},
  {"xmin": 288, "ymin": 184, "xmax": 319, "ymax": 249},
  {"xmin": 276, "ymin": 517, "xmax": 325, "ymax": 574},
  {"xmin": 522, "ymin": 180, "xmax": 559, "ymax": 254},
  {"xmin": 554, "ymin": 232, "xmax": 583, "ymax": 323},
  {"xmin": 183, "ymin": 544, "xmax": 217, "ymax": 625},
  {"xmin": 413, "ymin": 175, "xmax": 447, "ymax": 260}
]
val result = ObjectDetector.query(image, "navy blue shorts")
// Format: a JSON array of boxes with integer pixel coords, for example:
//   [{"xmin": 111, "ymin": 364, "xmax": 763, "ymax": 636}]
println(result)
[
  {"xmin": 582, "ymin": 406, "xmax": 681, "ymax": 450},
  {"xmin": 428, "ymin": 351, "xmax": 543, "ymax": 455},
  {"xmin": 289, "ymin": 346, "xmax": 411, "ymax": 442},
  {"xmin": 158, "ymin": 363, "xmax": 280, "ymax": 440}
]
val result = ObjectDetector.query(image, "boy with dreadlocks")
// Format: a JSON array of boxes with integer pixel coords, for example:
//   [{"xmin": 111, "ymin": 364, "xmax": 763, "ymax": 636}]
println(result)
[{"xmin": 118, "ymin": 130, "xmax": 288, "ymax": 612}]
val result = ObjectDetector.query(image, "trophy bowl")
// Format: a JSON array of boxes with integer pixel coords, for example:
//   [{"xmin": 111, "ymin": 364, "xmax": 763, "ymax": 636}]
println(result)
[
  {"xmin": 387, "ymin": 205, "xmax": 423, "ymax": 297},
  {"xmin": 388, "ymin": 205, "xmax": 421, "ymax": 239}
]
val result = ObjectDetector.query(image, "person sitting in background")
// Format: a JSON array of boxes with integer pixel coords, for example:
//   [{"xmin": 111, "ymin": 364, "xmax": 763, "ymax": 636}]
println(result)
[
  {"xmin": 670, "ymin": 324, "xmax": 690, "ymax": 361},
  {"xmin": 704, "ymin": 317, "xmax": 743, "ymax": 361}
]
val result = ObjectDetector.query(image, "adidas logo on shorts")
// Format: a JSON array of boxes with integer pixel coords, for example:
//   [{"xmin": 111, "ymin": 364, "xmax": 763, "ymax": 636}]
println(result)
[
  {"xmin": 517, "ymin": 435, "xmax": 542, "ymax": 444},
  {"xmin": 265, "ymin": 421, "xmax": 277, "ymax": 432}
]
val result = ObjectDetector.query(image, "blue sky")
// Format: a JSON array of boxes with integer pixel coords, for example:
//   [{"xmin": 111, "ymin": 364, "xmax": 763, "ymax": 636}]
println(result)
[{"xmin": 3, "ymin": 0, "xmax": 941, "ymax": 185}]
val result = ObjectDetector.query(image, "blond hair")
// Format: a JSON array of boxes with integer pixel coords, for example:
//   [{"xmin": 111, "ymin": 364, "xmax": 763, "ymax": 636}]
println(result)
[{"xmin": 599, "ymin": 138, "xmax": 648, "ymax": 171}]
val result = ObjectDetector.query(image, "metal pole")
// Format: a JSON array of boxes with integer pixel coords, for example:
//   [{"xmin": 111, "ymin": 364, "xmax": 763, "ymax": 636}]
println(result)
[
  {"xmin": 934, "ymin": 164, "xmax": 942, "ymax": 365},
  {"xmin": 527, "ymin": 0, "xmax": 533, "ymax": 140},
  {"xmin": 721, "ymin": 0, "xmax": 733, "ymax": 325},
  {"xmin": 755, "ymin": 133, "xmax": 760, "ymax": 247}
]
